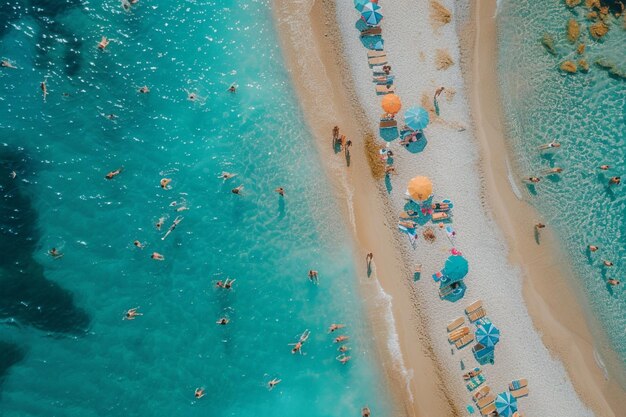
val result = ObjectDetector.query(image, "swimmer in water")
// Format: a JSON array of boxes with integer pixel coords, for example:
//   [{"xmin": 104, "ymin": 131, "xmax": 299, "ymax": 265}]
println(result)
[
  {"xmin": 105, "ymin": 167, "xmax": 123, "ymax": 179},
  {"xmin": 1, "ymin": 60, "xmax": 16, "ymax": 69},
  {"xmin": 362, "ymin": 406, "xmax": 371, "ymax": 417},
  {"xmin": 161, "ymin": 216, "xmax": 183, "ymax": 240},
  {"xmin": 133, "ymin": 240, "xmax": 144, "ymax": 249},
  {"xmin": 588, "ymin": 245, "xmax": 599, "ymax": 252},
  {"xmin": 138, "ymin": 86, "xmax": 150, "ymax": 94},
  {"xmin": 49, "ymin": 248, "xmax": 63, "ymax": 258},
  {"xmin": 607, "ymin": 279, "xmax": 620, "ymax": 286},
  {"xmin": 123, "ymin": 307, "xmax": 142, "ymax": 320},
  {"xmin": 267, "ymin": 378, "xmax": 281, "ymax": 390},
  {"xmin": 231, "ymin": 185, "xmax": 243, "ymax": 195},
  {"xmin": 336, "ymin": 354, "xmax": 351, "ymax": 364},
  {"xmin": 216, "ymin": 317, "xmax": 229, "ymax": 325},
  {"xmin": 160, "ymin": 178, "xmax": 172, "ymax": 189},
  {"xmin": 308, "ymin": 270, "xmax": 319, "ymax": 284},
  {"xmin": 603, "ymin": 260, "xmax": 614, "ymax": 267},
  {"xmin": 289, "ymin": 329, "xmax": 310, "ymax": 354},
  {"xmin": 538, "ymin": 141, "xmax": 560, "ymax": 150},
  {"xmin": 219, "ymin": 171, "xmax": 237, "ymax": 181},
  {"xmin": 40, "ymin": 80, "xmax": 47, "ymax": 102},
  {"xmin": 156, "ymin": 216, "xmax": 165, "ymax": 230},
  {"xmin": 121, "ymin": 0, "xmax": 131, "ymax": 11},
  {"xmin": 151, "ymin": 252, "xmax": 165, "ymax": 261},
  {"xmin": 194, "ymin": 388, "xmax": 205, "ymax": 399},
  {"xmin": 216, "ymin": 278, "xmax": 236, "ymax": 289},
  {"xmin": 228, "ymin": 84, "xmax": 236, "ymax": 93},
  {"xmin": 525, "ymin": 177, "xmax": 541, "ymax": 183},
  {"xmin": 600, "ymin": 165, "xmax": 610, "ymax": 170},
  {"xmin": 334, "ymin": 335, "xmax": 349, "ymax": 343},
  {"xmin": 543, "ymin": 167, "xmax": 563, "ymax": 175},
  {"xmin": 609, "ymin": 176, "xmax": 621, "ymax": 185},
  {"xmin": 275, "ymin": 187, "xmax": 285, "ymax": 196},
  {"xmin": 338, "ymin": 345, "xmax": 350, "ymax": 353},
  {"xmin": 97, "ymin": 36, "xmax": 110, "ymax": 50},
  {"xmin": 10, "ymin": 171, "xmax": 17, "ymax": 179},
  {"xmin": 328, "ymin": 323, "xmax": 345, "ymax": 333}
]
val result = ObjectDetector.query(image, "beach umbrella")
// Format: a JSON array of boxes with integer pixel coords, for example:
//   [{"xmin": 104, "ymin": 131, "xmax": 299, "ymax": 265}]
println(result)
[
  {"xmin": 495, "ymin": 392, "xmax": 518, "ymax": 417},
  {"xmin": 476, "ymin": 322, "xmax": 501, "ymax": 348},
  {"xmin": 407, "ymin": 176, "xmax": 433, "ymax": 202},
  {"xmin": 354, "ymin": 0, "xmax": 368, "ymax": 11},
  {"xmin": 404, "ymin": 106, "xmax": 430, "ymax": 130},
  {"xmin": 361, "ymin": 2, "xmax": 383, "ymax": 26},
  {"xmin": 382, "ymin": 94, "xmax": 402, "ymax": 114},
  {"xmin": 442, "ymin": 255, "xmax": 469, "ymax": 281}
]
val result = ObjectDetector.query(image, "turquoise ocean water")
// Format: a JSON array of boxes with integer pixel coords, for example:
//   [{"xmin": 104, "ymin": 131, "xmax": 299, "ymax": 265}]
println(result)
[
  {"xmin": 497, "ymin": 0, "xmax": 626, "ymax": 385},
  {"xmin": 0, "ymin": 1, "xmax": 395, "ymax": 416}
]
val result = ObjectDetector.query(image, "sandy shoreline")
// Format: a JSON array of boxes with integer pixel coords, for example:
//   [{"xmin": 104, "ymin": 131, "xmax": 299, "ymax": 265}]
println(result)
[{"xmin": 273, "ymin": 0, "xmax": 625, "ymax": 416}]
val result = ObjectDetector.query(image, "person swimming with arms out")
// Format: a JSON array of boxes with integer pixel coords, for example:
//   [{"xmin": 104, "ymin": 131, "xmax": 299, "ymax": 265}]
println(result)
[
  {"xmin": 609, "ymin": 176, "xmax": 621, "ymax": 185},
  {"xmin": 538, "ymin": 141, "xmax": 560, "ymax": 150},
  {"xmin": 219, "ymin": 171, "xmax": 237, "ymax": 181},
  {"xmin": 334, "ymin": 335, "xmax": 349, "ymax": 343},
  {"xmin": 216, "ymin": 317, "xmax": 229, "ymax": 325},
  {"xmin": 328, "ymin": 323, "xmax": 345, "ymax": 333},
  {"xmin": 336, "ymin": 354, "xmax": 351, "ymax": 364},
  {"xmin": 216, "ymin": 278, "xmax": 235, "ymax": 289},
  {"xmin": 1, "ymin": 60, "xmax": 17, "ymax": 69},
  {"xmin": 308, "ymin": 270, "xmax": 319, "ymax": 284},
  {"xmin": 289, "ymin": 329, "xmax": 310, "ymax": 354},
  {"xmin": 138, "ymin": 85, "xmax": 150, "ymax": 94},
  {"xmin": 161, "ymin": 216, "xmax": 183, "ymax": 240},
  {"xmin": 160, "ymin": 178, "xmax": 172, "ymax": 189},
  {"xmin": 105, "ymin": 167, "xmax": 123, "ymax": 179},
  {"xmin": 151, "ymin": 252, "xmax": 165, "ymax": 261},
  {"xmin": 156, "ymin": 216, "xmax": 166, "ymax": 230},
  {"xmin": 194, "ymin": 387, "xmax": 205, "ymax": 399},
  {"xmin": 97, "ymin": 36, "xmax": 110, "ymax": 50},
  {"xmin": 231, "ymin": 185, "xmax": 244, "ymax": 195},
  {"xmin": 275, "ymin": 187, "xmax": 285, "ymax": 197},
  {"xmin": 49, "ymin": 247, "xmax": 63, "ymax": 258},
  {"xmin": 123, "ymin": 307, "xmax": 142, "ymax": 320},
  {"xmin": 267, "ymin": 378, "xmax": 281, "ymax": 390}
]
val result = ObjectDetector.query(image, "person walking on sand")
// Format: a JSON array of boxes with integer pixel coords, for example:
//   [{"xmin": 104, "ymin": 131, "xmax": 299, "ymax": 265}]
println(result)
[
  {"xmin": 308, "ymin": 270, "xmax": 318, "ymax": 284},
  {"xmin": 268, "ymin": 378, "xmax": 281, "ymax": 390},
  {"xmin": 231, "ymin": 185, "xmax": 243, "ymax": 195},
  {"xmin": 332, "ymin": 125, "xmax": 339, "ymax": 141},
  {"xmin": 366, "ymin": 252, "xmax": 373, "ymax": 269},
  {"xmin": 609, "ymin": 176, "xmax": 621, "ymax": 185},
  {"xmin": 344, "ymin": 140, "xmax": 352, "ymax": 157},
  {"xmin": 123, "ymin": 307, "xmax": 142, "ymax": 320},
  {"xmin": 534, "ymin": 223, "xmax": 546, "ymax": 233},
  {"xmin": 588, "ymin": 245, "xmax": 599, "ymax": 252},
  {"xmin": 275, "ymin": 187, "xmax": 285, "ymax": 197},
  {"xmin": 434, "ymin": 86, "xmax": 445, "ymax": 115},
  {"xmin": 105, "ymin": 167, "xmax": 123, "ymax": 179}
]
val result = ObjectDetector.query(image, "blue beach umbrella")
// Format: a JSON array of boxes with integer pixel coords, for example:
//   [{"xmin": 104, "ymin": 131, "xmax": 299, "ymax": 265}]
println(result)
[
  {"xmin": 476, "ymin": 322, "xmax": 501, "ymax": 348},
  {"xmin": 495, "ymin": 392, "xmax": 518, "ymax": 417},
  {"xmin": 361, "ymin": 2, "xmax": 383, "ymax": 26},
  {"xmin": 354, "ymin": 0, "xmax": 368, "ymax": 11},
  {"xmin": 442, "ymin": 255, "xmax": 469, "ymax": 281},
  {"xmin": 404, "ymin": 106, "xmax": 430, "ymax": 130}
]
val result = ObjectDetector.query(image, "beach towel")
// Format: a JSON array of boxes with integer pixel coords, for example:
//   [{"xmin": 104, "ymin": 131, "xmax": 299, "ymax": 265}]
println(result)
[
  {"xmin": 445, "ymin": 225, "xmax": 456, "ymax": 244},
  {"xmin": 432, "ymin": 271, "xmax": 443, "ymax": 282}
]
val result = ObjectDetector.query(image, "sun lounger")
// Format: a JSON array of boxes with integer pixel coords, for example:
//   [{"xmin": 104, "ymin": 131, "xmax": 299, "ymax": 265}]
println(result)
[
  {"xmin": 448, "ymin": 326, "xmax": 469, "ymax": 343},
  {"xmin": 368, "ymin": 56, "xmax": 387, "ymax": 66},
  {"xmin": 439, "ymin": 285, "xmax": 454, "ymax": 299},
  {"xmin": 375, "ymin": 84, "xmax": 395, "ymax": 94},
  {"xmin": 465, "ymin": 300, "xmax": 483, "ymax": 315},
  {"xmin": 463, "ymin": 367, "xmax": 481, "ymax": 380},
  {"xmin": 431, "ymin": 212, "xmax": 448, "ymax": 222},
  {"xmin": 468, "ymin": 307, "xmax": 487, "ymax": 322},
  {"xmin": 479, "ymin": 402, "xmax": 496, "ymax": 416},
  {"xmin": 476, "ymin": 394, "xmax": 495, "ymax": 409},
  {"xmin": 432, "ymin": 202, "xmax": 452, "ymax": 212},
  {"xmin": 360, "ymin": 26, "xmax": 382, "ymax": 37},
  {"xmin": 367, "ymin": 50, "xmax": 386, "ymax": 58},
  {"xmin": 510, "ymin": 386, "xmax": 529, "ymax": 398},
  {"xmin": 379, "ymin": 119, "xmax": 397, "ymax": 128},
  {"xmin": 508, "ymin": 379, "xmax": 528, "ymax": 391},
  {"xmin": 466, "ymin": 374, "xmax": 486, "ymax": 391},
  {"xmin": 373, "ymin": 75, "xmax": 394, "ymax": 84},
  {"xmin": 472, "ymin": 385, "xmax": 490, "ymax": 401},
  {"xmin": 455, "ymin": 333, "xmax": 474, "ymax": 349},
  {"xmin": 447, "ymin": 316, "xmax": 464, "ymax": 332}
]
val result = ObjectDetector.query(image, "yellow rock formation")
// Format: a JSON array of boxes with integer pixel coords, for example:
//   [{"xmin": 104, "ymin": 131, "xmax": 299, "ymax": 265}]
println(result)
[
  {"xmin": 567, "ymin": 18, "xmax": 580, "ymax": 42},
  {"xmin": 579, "ymin": 59, "xmax": 589, "ymax": 72},
  {"xmin": 566, "ymin": 0, "xmax": 581, "ymax": 6},
  {"xmin": 577, "ymin": 43, "xmax": 586, "ymax": 54},
  {"xmin": 589, "ymin": 21, "xmax": 609, "ymax": 38},
  {"xmin": 560, "ymin": 61, "xmax": 578, "ymax": 73}
]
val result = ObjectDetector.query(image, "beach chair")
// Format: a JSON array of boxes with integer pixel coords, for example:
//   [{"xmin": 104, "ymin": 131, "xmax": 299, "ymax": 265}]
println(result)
[
  {"xmin": 448, "ymin": 326, "xmax": 469, "ymax": 343},
  {"xmin": 375, "ymin": 85, "xmax": 395, "ymax": 94},
  {"xmin": 479, "ymin": 402, "xmax": 496, "ymax": 416},
  {"xmin": 360, "ymin": 26, "xmax": 382, "ymax": 37},
  {"xmin": 373, "ymin": 75, "xmax": 394, "ymax": 84},
  {"xmin": 510, "ymin": 386, "xmax": 529, "ymax": 398},
  {"xmin": 439, "ymin": 285, "xmax": 454, "ymax": 299},
  {"xmin": 508, "ymin": 379, "xmax": 527, "ymax": 391},
  {"xmin": 466, "ymin": 374, "xmax": 485, "ymax": 391},
  {"xmin": 465, "ymin": 300, "xmax": 483, "ymax": 315},
  {"xmin": 472, "ymin": 385, "xmax": 490, "ymax": 401},
  {"xmin": 447, "ymin": 316, "xmax": 464, "ymax": 332},
  {"xmin": 368, "ymin": 56, "xmax": 387, "ymax": 66},
  {"xmin": 431, "ymin": 212, "xmax": 448, "ymax": 222},
  {"xmin": 379, "ymin": 119, "xmax": 397, "ymax": 129},
  {"xmin": 432, "ymin": 202, "xmax": 452, "ymax": 212},
  {"xmin": 468, "ymin": 307, "xmax": 487, "ymax": 322},
  {"xmin": 367, "ymin": 50, "xmax": 386, "ymax": 59},
  {"xmin": 455, "ymin": 333, "xmax": 474, "ymax": 349},
  {"xmin": 476, "ymin": 394, "xmax": 495, "ymax": 410}
]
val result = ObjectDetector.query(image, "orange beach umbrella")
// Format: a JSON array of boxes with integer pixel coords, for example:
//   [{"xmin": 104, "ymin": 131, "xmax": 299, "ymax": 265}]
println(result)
[
  {"xmin": 407, "ymin": 176, "xmax": 433, "ymax": 201},
  {"xmin": 381, "ymin": 94, "xmax": 402, "ymax": 114}
]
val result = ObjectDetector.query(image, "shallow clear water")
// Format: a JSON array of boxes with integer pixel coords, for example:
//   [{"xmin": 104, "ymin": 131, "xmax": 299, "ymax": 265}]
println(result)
[
  {"xmin": 498, "ymin": 0, "xmax": 626, "ymax": 385},
  {"xmin": 0, "ymin": 1, "xmax": 394, "ymax": 416}
]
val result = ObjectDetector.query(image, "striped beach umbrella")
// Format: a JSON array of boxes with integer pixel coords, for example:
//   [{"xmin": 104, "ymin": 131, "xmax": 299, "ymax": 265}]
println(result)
[
  {"xmin": 361, "ymin": 2, "xmax": 383, "ymax": 26},
  {"xmin": 476, "ymin": 322, "xmax": 500, "ymax": 348},
  {"xmin": 495, "ymin": 392, "xmax": 518, "ymax": 417},
  {"xmin": 404, "ymin": 106, "xmax": 430, "ymax": 130},
  {"xmin": 354, "ymin": 0, "xmax": 368, "ymax": 11}
]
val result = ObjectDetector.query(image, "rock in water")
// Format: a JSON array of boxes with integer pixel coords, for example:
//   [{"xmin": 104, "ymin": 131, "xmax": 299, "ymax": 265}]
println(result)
[
  {"xmin": 568, "ymin": 19, "xmax": 581, "ymax": 42},
  {"xmin": 566, "ymin": 0, "xmax": 582, "ymax": 6},
  {"xmin": 579, "ymin": 59, "xmax": 590, "ymax": 72},
  {"xmin": 577, "ymin": 43, "xmax": 586, "ymax": 54},
  {"xmin": 560, "ymin": 61, "xmax": 578, "ymax": 73},
  {"xmin": 541, "ymin": 33, "xmax": 558, "ymax": 55},
  {"xmin": 589, "ymin": 21, "xmax": 609, "ymax": 38}
]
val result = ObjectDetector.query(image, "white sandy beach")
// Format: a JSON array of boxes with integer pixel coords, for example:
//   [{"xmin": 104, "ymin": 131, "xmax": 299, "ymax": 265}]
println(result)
[{"xmin": 334, "ymin": 1, "xmax": 596, "ymax": 416}]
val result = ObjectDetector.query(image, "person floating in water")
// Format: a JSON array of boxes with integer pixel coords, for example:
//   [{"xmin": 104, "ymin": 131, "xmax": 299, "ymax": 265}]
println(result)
[
  {"xmin": 538, "ymin": 141, "xmax": 560, "ymax": 150},
  {"xmin": 543, "ymin": 167, "xmax": 563, "ymax": 175},
  {"xmin": 161, "ymin": 216, "xmax": 183, "ymax": 240},
  {"xmin": 607, "ymin": 279, "xmax": 620, "ymax": 286},
  {"xmin": 332, "ymin": 125, "xmax": 339, "ymax": 141},
  {"xmin": 123, "ymin": 307, "xmax": 142, "ymax": 320},
  {"xmin": 228, "ymin": 84, "xmax": 236, "ymax": 93},
  {"xmin": 328, "ymin": 323, "xmax": 345, "ymax": 333},
  {"xmin": 97, "ymin": 36, "xmax": 110, "ymax": 50},
  {"xmin": 155, "ymin": 216, "xmax": 165, "ymax": 230},
  {"xmin": 289, "ymin": 329, "xmax": 310, "ymax": 354},
  {"xmin": 216, "ymin": 278, "xmax": 235, "ymax": 289},
  {"xmin": 219, "ymin": 171, "xmax": 236, "ymax": 181},
  {"xmin": 362, "ymin": 406, "xmax": 371, "ymax": 417},
  {"xmin": 308, "ymin": 270, "xmax": 318, "ymax": 284},
  {"xmin": 1, "ymin": 60, "xmax": 16, "ymax": 69},
  {"xmin": 40, "ymin": 80, "xmax": 48, "ymax": 102},
  {"xmin": 334, "ymin": 335, "xmax": 349, "ymax": 343},
  {"xmin": 600, "ymin": 165, "xmax": 610, "ymax": 170},
  {"xmin": 231, "ymin": 185, "xmax": 244, "ymax": 195},
  {"xmin": 609, "ymin": 176, "xmax": 621, "ymax": 185},
  {"xmin": 160, "ymin": 178, "xmax": 172, "ymax": 189},
  {"xmin": 525, "ymin": 177, "xmax": 541, "ymax": 183},
  {"xmin": 338, "ymin": 345, "xmax": 350, "ymax": 353},
  {"xmin": 49, "ymin": 248, "xmax": 63, "ymax": 258},
  {"xmin": 603, "ymin": 260, "xmax": 614, "ymax": 267},
  {"xmin": 105, "ymin": 167, "xmax": 123, "ymax": 179},
  {"xmin": 194, "ymin": 387, "xmax": 205, "ymax": 399},
  {"xmin": 133, "ymin": 240, "xmax": 144, "ymax": 249},
  {"xmin": 275, "ymin": 187, "xmax": 285, "ymax": 197},
  {"xmin": 588, "ymin": 245, "xmax": 599, "ymax": 252},
  {"xmin": 336, "ymin": 354, "xmax": 351, "ymax": 364},
  {"xmin": 151, "ymin": 252, "xmax": 165, "ymax": 261},
  {"xmin": 138, "ymin": 86, "xmax": 150, "ymax": 94},
  {"xmin": 216, "ymin": 317, "xmax": 229, "ymax": 325},
  {"xmin": 267, "ymin": 378, "xmax": 281, "ymax": 390}
]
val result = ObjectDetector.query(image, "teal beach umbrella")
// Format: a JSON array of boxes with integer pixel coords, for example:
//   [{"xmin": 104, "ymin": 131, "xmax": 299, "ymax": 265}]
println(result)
[
  {"xmin": 442, "ymin": 255, "xmax": 469, "ymax": 281},
  {"xmin": 354, "ymin": 0, "xmax": 368, "ymax": 11},
  {"xmin": 361, "ymin": 2, "xmax": 383, "ymax": 26},
  {"xmin": 495, "ymin": 392, "xmax": 518, "ymax": 417},
  {"xmin": 404, "ymin": 106, "xmax": 430, "ymax": 130},
  {"xmin": 476, "ymin": 322, "xmax": 500, "ymax": 348}
]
